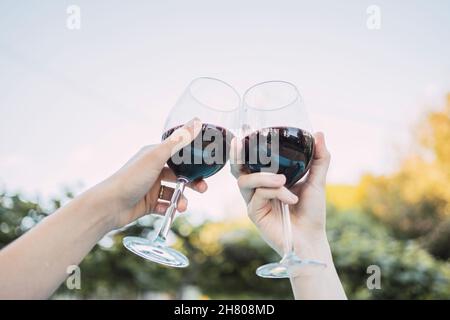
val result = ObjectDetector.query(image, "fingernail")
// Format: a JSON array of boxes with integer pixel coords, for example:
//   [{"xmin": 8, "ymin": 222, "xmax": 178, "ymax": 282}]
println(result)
[
  {"xmin": 277, "ymin": 174, "xmax": 286, "ymax": 183},
  {"xmin": 289, "ymin": 193, "xmax": 298, "ymax": 203},
  {"xmin": 186, "ymin": 117, "xmax": 201, "ymax": 128}
]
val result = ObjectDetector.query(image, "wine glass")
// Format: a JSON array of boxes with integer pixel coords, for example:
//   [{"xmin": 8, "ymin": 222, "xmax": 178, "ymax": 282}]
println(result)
[
  {"xmin": 123, "ymin": 77, "xmax": 240, "ymax": 268},
  {"xmin": 240, "ymin": 80, "xmax": 326, "ymax": 278}
]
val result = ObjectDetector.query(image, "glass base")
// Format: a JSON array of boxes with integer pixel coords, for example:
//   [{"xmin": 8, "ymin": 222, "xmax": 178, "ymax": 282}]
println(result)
[
  {"xmin": 256, "ymin": 255, "xmax": 326, "ymax": 278},
  {"xmin": 123, "ymin": 236, "xmax": 189, "ymax": 268}
]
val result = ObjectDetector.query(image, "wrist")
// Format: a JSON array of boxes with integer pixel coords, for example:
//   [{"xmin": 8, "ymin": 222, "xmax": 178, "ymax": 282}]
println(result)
[
  {"xmin": 293, "ymin": 231, "xmax": 332, "ymax": 264},
  {"xmin": 77, "ymin": 182, "xmax": 118, "ymax": 235}
]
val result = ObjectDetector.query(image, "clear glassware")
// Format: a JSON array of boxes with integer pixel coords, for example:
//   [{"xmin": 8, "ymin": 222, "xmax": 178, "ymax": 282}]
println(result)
[
  {"xmin": 123, "ymin": 77, "xmax": 240, "ymax": 268},
  {"xmin": 241, "ymin": 80, "xmax": 326, "ymax": 278}
]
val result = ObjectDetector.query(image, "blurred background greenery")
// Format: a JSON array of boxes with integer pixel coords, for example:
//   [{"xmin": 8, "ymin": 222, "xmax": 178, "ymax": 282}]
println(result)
[{"xmin": 1, "ymin": 95, "xmax": 449, "ymax": 299}]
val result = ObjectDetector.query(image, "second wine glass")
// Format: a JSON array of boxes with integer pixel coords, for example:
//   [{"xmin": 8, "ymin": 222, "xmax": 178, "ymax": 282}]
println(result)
[{"xmin": 240, "ymin": 80, "xmax": 326, "ymax": 278}]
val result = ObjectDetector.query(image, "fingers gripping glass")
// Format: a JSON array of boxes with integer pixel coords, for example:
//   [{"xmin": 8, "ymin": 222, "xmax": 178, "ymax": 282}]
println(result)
[
  {"xmin": 241, "ymin": 81, "xmax": 326, "ymax": 278},
  {"xmin": 123, "ymin": 77, "xmax": 240, "ymax": 268}
]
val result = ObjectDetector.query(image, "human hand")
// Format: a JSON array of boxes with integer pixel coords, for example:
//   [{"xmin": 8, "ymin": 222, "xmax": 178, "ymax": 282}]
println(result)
[
  {"xmin": 231, "ymin": 132, "xmax": 331, "ymax": 260},
  {"xmin": 86, "ymin": 117, "xmax": 208, "ymax": 232}
]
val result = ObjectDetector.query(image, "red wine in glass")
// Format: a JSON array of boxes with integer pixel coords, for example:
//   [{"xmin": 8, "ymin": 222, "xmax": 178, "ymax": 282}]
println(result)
[
  {"xmin": 242, "ymin": 126, "xmax": 315, "ymax": 187},
  {"xmin": 162, "ymin": 123, "xmax": 233, "ymax": 182}
]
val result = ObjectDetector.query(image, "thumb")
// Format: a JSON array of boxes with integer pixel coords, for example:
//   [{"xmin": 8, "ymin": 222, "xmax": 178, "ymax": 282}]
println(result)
[
  {"xmin": 152, "ymin": 117, "xmax": 203, "ymax": 168},
  {"xmin": 307, "ymin": 132, "xmax": 331, "ymax": 187}
]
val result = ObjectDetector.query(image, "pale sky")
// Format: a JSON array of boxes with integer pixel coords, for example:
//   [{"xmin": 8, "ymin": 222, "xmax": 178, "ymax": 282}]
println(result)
[{"xmin": 1, "ymin": 0, "xmax": 449, "ymax": 219}]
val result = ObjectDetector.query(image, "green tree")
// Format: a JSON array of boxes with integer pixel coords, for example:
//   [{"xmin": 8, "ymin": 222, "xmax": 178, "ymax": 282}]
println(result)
[
  {"xmin": 358, "ymin": 94, "xmax": 450, "ymax": 243},
  {"xmin": 1, "ymin": 192, "xmax": 449, "ymax": 299}
]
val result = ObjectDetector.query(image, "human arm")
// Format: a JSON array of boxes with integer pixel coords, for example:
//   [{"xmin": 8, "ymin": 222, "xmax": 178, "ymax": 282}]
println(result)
[{"xmin": 0, "ymin": 118, "xmax": 206, "ymax": 299}]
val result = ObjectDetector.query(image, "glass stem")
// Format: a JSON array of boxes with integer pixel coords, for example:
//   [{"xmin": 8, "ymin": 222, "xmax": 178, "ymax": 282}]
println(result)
[
  {"xmin": 278, "ymin": 200, "xmax": 296, "ymax": 261},
  {"xmin": 153, "ymin": 178, "xmax": 187, "ymax": 245}
]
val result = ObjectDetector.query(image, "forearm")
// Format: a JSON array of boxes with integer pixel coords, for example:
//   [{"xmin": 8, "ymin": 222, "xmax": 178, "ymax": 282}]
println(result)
[
  {"xmin": 0, "ymin": 187, "xmax": 111, "ymax": 299},
  {"xmin": 290, "ymin": 235, "xmax": 347, "ymax": 300}
]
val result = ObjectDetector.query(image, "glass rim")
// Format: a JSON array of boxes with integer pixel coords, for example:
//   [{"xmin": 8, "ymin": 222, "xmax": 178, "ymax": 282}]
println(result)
[
  {"xmin": 242, "ymin": 80, "xmax": 303, "ymax": 111},
  {"xmin": 187, "ymin": 77, "xmax": 241, "ymax": 113}
]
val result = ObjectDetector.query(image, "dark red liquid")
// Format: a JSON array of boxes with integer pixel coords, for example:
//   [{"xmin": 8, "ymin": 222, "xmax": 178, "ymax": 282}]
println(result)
[
  {"xmin": 242, "ymin": 127, "xmax": 315, "ymax": 188},
  {"xmin": 162, "ymin": 124, "xmax": 233, "ymax": 182}
]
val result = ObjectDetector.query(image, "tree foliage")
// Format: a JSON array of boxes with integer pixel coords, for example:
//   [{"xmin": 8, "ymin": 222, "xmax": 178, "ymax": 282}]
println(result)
[
  {"xmin": 358, "ymin": 95, "xmax": 450, "ymax": 243},
  {"xmin": 1, "ymin": 193, "xmax": 449, "ymax": 299}
]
